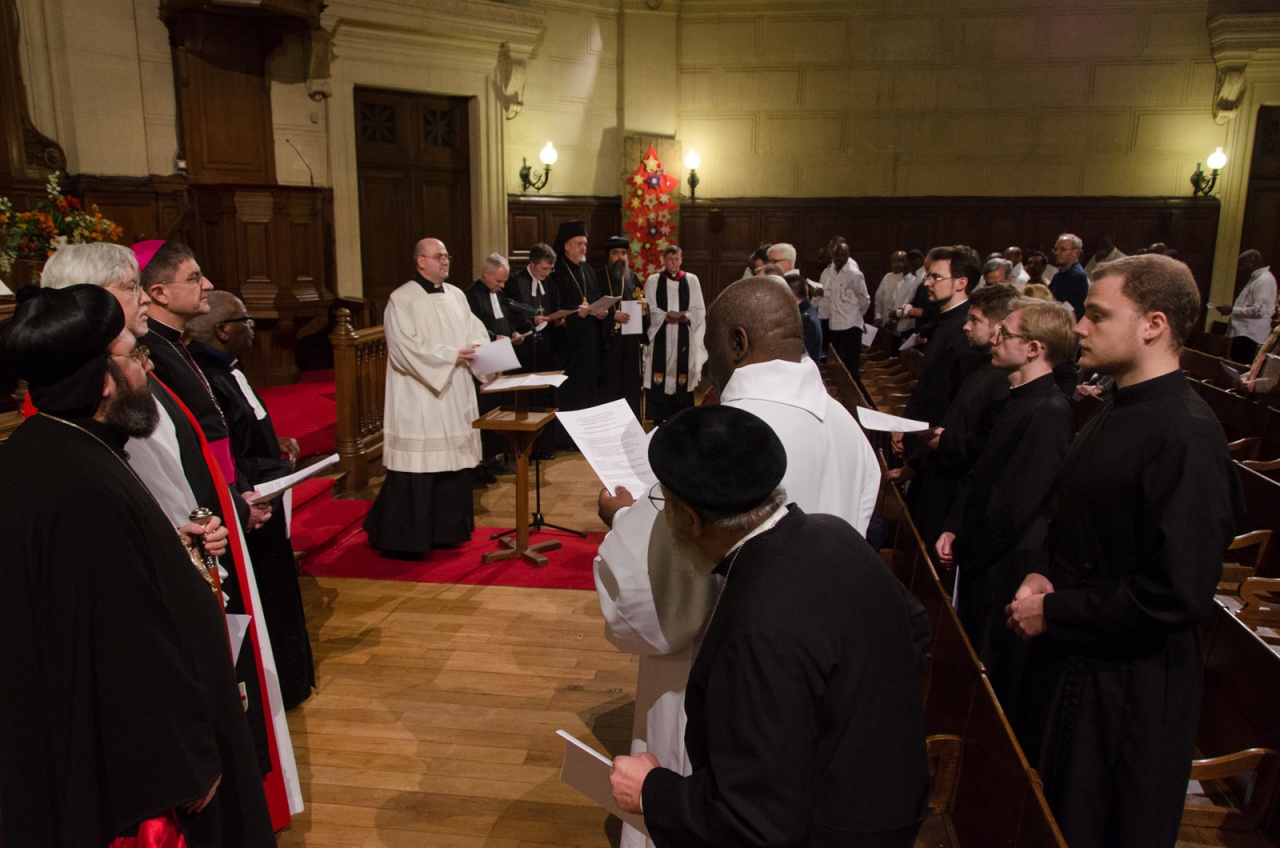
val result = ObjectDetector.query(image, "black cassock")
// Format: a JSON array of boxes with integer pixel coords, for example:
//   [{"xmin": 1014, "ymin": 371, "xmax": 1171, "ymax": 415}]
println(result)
[
  {"xmin": 1018, "ymin": 370, "xmax": 1242, "ymax": 848},
  {"xmin": 642, "ymin": 507, "xmax": 930, "ymax": 847},
  {"xmin": 942, "ymin": 372, "xmax": 1073, "ymax": 696},
  {"xmin": 907, "ymin": 357, "xmax": 1009, "ymax": 548},
  {"xmin": 596, "ymin": 262, "xmax": 644, "ymax": 418},
  {"xmin": 903, "ymin": 300, "xmax": 983, "ymax": 427},
  {"xmin": 548, "ymin": 258, "xmax": 605, "ymax": 448},
  {"xmin": 0, "ymin": 415, "xmax": 274, "ymax": 847},
  {"xmin": 190, "ymin": 342, "xmax": 317, "ymax": 710}
]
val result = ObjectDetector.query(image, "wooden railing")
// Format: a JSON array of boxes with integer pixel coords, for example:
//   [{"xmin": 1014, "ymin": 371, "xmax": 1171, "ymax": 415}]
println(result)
[{"xmin": 330, "ymin": 307, "xmax": 386, "ymax": 493}]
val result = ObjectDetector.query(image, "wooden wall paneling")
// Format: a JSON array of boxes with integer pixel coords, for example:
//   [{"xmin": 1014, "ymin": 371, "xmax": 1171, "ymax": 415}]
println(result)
[
  {"xmin": 505, "ymin": 196, "xmax": 622, "ymax": 270},
  {"xmin": 357, "ymin": 169, "xmax": 415, "ymax": 302}
]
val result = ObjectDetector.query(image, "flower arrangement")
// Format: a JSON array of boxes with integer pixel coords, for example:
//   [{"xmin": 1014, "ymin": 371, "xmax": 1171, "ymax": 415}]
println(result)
[{"xmin": 0, "ymin": 171, "xmax": 123, "ymax": 275}]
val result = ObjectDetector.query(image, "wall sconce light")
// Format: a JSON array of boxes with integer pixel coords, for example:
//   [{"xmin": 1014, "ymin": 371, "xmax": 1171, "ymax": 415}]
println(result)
[
  {"xmin": 520, "ymin": 141, "xmax": 557, "ymax": 193},
  {"xmin": 1191, "ymin": 147, "xmax": 1228, "ymax": 196},
  {"xmin": 685, "ymin": 149, "xmax": 701, "ymax": 200}
]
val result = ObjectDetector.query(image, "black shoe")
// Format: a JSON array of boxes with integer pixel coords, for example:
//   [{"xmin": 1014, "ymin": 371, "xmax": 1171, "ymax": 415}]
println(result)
[
  {"xmin": 534, "ymin": 450, "xmax": 556, "ymax": 461},
  {"xmin": 493, "ymin": 462, "xmax": 516, "ymax": 475}
]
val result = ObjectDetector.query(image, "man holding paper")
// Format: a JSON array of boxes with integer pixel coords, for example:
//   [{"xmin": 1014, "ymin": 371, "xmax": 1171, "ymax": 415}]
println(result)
[
  {"xmin": 363, "ymin": 237, "xmax": 491, "ymax": 556},
  {"xmin": 608, "ymin": 406, "xmax": 929, "ymax": 847},
  {"xmin": 599, "ymin": 235, "xmax": 646, "ymax": 416}
]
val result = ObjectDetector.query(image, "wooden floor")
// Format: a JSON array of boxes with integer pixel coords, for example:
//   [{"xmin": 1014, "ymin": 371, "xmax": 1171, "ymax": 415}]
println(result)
[{"xmin": 278, "ymin": 452, "xmax": 1274, "ymax": 847}]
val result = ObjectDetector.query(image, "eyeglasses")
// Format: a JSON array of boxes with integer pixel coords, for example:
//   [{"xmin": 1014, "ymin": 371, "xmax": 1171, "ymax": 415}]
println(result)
[
  {"xmin": 647, "ymin": 481, "xmax": 666, "ymax": 511},
  {"xmin": 425, "ymin": 253, "xmax": 452, "ymax": 261},
  {"xmin": 217, "ymin": 316, "xmax": 255, "ymax": 328},
  {"xmin": 925, "ymin": 274, "xmax": 960, "ymax": 283},
  {"xmin": 993, "ymin": 325, "xmax": 1031, "ymax": 344},
  {"xmin": 166, "ymin": 270, "xmax": 204, "ymax": 286},
  {"xmin": 113, "ymin": 280, "xmax": 143, "ymax": 301},
  {"xmin": 110, "ymin": 344, "xmax": 151, "ymax": 365}
]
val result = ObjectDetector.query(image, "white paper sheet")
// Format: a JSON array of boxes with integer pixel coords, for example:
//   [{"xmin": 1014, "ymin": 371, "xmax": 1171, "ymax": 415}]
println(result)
[
  {"xmin": 855, "ymin": 406, "xmax": 932, "ymax": 433},
  {"xmin": 619, "ymin": 301, "xmax": 644, "ymax": 335},
  {"xmin": 898, "ymin": 333, "xmax": 919, "ymax": 351},
  {"xmin": 556, "ymin": 730, "xmax": 649, "ymax": 836},
  {"xmin": 249, "ymin": 453, "xmax": 339, "ymax": 503},
  {"xmin": 483, "ymin": 373, "xmax": 570, "ymax": 391},
  {"xmin": 471, "ymin": 337, "xmax": 521, "ymax": 375},
  {"xmin": 555, "ymin": 399, "xmax": 657, "ymax": 497},
  {"xmin": 589, "ymin": 294, "xmax": 623, "ymax": 312},
  {"xmin": 862, "ymin": 324, "xmax": 878, "ymax": 346}
]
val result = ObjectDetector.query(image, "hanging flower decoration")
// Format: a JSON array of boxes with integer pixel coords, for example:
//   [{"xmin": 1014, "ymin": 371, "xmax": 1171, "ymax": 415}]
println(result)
[
  {"xmin": 622, "ymin": 144, "xmax": 679, "ymax": 279},
  {"xmin": 0, "ymin": 171, "xmax": 123, "ymax": 275}
]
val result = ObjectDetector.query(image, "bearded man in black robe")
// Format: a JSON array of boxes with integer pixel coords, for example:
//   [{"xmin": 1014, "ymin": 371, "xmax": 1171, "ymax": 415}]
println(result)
[
  {"xmin": 0, "ymin": 285, "xmax": 274, "ymax": 847},
  {"xmin": 1007, "ymin": 255, "xmax": 1243, "ymax": 848},
  {"xmin": 608, "ymin": 405, "xmax": 929, "ymax": 847},
  {"xmin": 547, "ymin": 220, "xmax": 609, "ymax": 446},
  {"xmin": 597, "ymin": 235, "xmax": 645, "ymax": 416}
]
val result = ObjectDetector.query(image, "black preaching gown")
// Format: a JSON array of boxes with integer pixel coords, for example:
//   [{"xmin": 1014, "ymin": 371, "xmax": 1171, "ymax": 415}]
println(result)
[
  {"xmin": 0, "ymin": 415, "xmax": 274, "ymax": 847},
  {"xmin": 642, "ymin": 507, "xmax": 930, "ymax": 847},
  {"xmin": 942, "ymin": 372, "xmax": 1073, "ymax": 697},
  {"xmin": 190, "ymin": 342, "xmax": 317, "ymax": 710},
  {"xmin": 1018, "ymin": 370, "xmax": 1242, "ymax": 848}
]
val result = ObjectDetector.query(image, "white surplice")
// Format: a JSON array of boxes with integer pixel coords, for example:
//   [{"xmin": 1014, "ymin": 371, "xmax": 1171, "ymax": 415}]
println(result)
[{"xmin": 642, "ymin": 272, "xmax": 707, "ymax": 395}]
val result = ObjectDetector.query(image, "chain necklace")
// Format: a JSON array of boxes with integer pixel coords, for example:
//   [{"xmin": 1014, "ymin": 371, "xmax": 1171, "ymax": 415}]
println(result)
[
  {"xmin": 38, "ymin": 413, "xmax": 220, "ymax": 596},
  {"xmin": 562, "ymin": 259, "xmax": 589, "ymax": 306},
  {"xmin": 151, "ymin": 325, "xmax": 229, "ymax": 434}
]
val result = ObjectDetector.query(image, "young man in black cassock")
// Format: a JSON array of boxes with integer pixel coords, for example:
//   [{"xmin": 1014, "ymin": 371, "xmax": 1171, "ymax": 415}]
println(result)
[
  {"xmin": 609, "ymin": 405, "xmax": 930, "ymax": 847},
  {"xmin": 892, "ymin": 245, "xmax": 984, "ymax": 461},
  {"xmin": 893, "ymin": 283, "xmax": 1019, "ymax": 551},
  {"xmin": 188, "ymin": 291, "xmax": 317, "ymax": 711},
  {"xmin": 1007, "ymin": 255, "xmax": 1243, "ymax": 848},
  {"xmin": 935, "ymin": 299, "xmax": 1075, "ymax": 701},
  {"xmin": 0, "ymin": 286, "xmax": 274, "ymax": 847}
]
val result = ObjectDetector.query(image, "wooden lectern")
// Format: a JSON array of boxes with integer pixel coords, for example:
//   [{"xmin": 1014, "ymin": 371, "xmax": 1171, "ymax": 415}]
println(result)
[{"xmin": 473, "ymin": 373, "xmax": 563, "ymax": 566}]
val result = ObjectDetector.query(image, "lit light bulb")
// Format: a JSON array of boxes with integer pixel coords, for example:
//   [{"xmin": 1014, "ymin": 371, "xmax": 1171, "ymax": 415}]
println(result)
[
  {"xmin": 685, "ymin": 149, "xmax": 701, "ymax": 170},
  {"xmin": 539, "ymin": 142, "xmax": 558, "ymax": 166},
  {"xmin": 1206, "ymin": 147, "xmax": 1227, "ymax": 170}
]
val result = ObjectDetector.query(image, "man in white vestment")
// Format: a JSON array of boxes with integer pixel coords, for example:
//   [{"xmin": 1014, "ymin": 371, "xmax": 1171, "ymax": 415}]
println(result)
[
  {"xmin": 875, "ymin": 250, "xmax": 908, "ymax": 326},
  {"xmin": 362, "ymin": 237, "xmax": 491, "ymax": 556},
  {"xmin": 594, "ymin": 276, "xmax": 882, "ymax": 848}
]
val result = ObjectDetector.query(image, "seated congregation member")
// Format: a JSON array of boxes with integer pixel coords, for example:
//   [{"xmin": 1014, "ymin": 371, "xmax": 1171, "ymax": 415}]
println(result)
[
  {"xmin": 934, "ymin": 299, "xmax": 1075, "ymax": 698},
  {"xmin": 594, "ymin": 276, "xmax": 898, "ymax": 848},
  {"xmin": 1007, "ymin": 254, "xmax": 1242, "ymax": 848},
  {"xmin": 0, "ymin": 285, "xmax": 275, "ymax": 847},
  {"xmin": 788, "ymin": 273, "xmax": 823, "ymax": 362},
  {"xmin": 894, "ymin": 283, "xmax": 1020, "ymax": 550},
  {"xmin": 608, "ymin": 405, "xmax": 929, "ymax": 847},
  {"xmin": 643, "ymin": 245, "xmax": 706, "ymax": 424},
  {"xmin": 43, "ymin": 243, "xmax": 295, "ymax": 820},
  {"xmin": 187, "ymin": 291, "xmax": 317, "ymax": 710}
]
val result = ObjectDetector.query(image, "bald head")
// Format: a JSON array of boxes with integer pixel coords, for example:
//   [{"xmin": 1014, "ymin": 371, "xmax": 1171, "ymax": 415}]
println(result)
[
  {"xmin": 414, "ymin": 237, "xmax": 451, "ymax": 284},
  {"xmin": 705, "ymin": 276, "xmax": 807, "ymax": 391}
]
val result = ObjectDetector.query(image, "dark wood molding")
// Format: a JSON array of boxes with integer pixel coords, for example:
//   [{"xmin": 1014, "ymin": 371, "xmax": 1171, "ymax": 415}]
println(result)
[{"xmin": 506, "ymin": 194, "xmax": 623, "ymax": 270}]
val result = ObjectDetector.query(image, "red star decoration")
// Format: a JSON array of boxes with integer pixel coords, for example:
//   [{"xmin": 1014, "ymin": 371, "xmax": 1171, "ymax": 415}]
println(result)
[{"xmin": 622, "ymin": 144, "xmax": 680, "ymax": 278}]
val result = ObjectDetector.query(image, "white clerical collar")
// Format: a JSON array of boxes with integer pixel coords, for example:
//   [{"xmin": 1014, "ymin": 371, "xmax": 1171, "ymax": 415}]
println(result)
[
  {"xmin": 725, "ymin": 503, "xmax": 790, "ymax": 558},
  {"xmin": 532, "ymin": 277, "xmax": 544, "ymax": 297},
  {"xmin": 490, "ymin": 290, "xmax": 505, "ymax": 318},
  {"xmin": 720, "ymin": 358, "xmax": 828, "ymax": 421},
  {"xmin": 941, "ymin": 297, "xmax": 968, "ymax": 314}
]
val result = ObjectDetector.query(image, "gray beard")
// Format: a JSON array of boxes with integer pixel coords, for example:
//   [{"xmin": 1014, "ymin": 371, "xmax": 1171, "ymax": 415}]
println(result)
[{"xmin": 105, "ymin": 380, "xmax": 160, "ymax": 438}]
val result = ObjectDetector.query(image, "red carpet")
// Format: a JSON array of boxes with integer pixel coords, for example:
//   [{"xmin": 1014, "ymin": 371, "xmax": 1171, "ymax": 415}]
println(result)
[
  {"xmin": 300, "ymin": 521, "xmax": 604, "ymax": 590},
  {"xmin": 258, "ymin": 369, "xmax": 337, "ymax": 458}
]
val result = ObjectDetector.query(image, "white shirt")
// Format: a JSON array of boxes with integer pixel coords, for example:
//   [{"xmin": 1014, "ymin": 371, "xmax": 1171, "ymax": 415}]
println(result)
[
  {"xmin": 875, "ymin": 271, "xmax": 904, "ymax": 324},
  {"xmin": 1084, "ymin": 247, "xmax": 1126, "ymax": 278},
  {"xmin": 821, "ymin": 258, "xmax": 870, "ymax": 332},
  {"xmin": 593, "ymin": 357, "xmax": 881, "ymax": 848},
  {"xmin": 893, "ymin": 268, "xmax": 925, "ymax": 333},
  {"xmin": 1229, "ymin": 266, "xmax": 1278, "ymax": 344},
  {"xmin": 1011, "ymin": 263, "xmax": 1030, "ymax": 289}
]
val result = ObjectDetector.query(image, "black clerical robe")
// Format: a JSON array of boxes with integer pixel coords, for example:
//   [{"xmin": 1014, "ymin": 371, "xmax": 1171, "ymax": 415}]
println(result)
[
  {"xmin": 189, "ymin": 343, "xmax": 316, "ymax": 710},
  {"xmin": 907, "ymin": 357, "xmax": 1009, "ymax": 547},
  {"xmin": 548, "ymin": 258, "xmax": 604, "ymax": 413},
  {"xmin": 464, "ymin": 279, "xmax": 518, "ymax": 341},
  {"xmin": 903, "ymin": 300, "xmax": 982, "ymax": 427},
  {"xmin": 642, "ymin": 507, "xmax": 929, "ymax": 847},
  {"xmin": 143, "ymin": 317, "xmax": 237, "ymax": 486},
  {"xmin": 1019, "ymin": 370, "xmax": 1241, "ymax": 848},
  {"xmin": 597, "ymin": 262, "xmax": 644, "ymax": 415},
  {"xmin": 0, "ymin": 415, "xmax": 274, "ymax": 847},
  {"xmin": 943, "ymin": 372, "xmax": 1072, "ymax": 686}
]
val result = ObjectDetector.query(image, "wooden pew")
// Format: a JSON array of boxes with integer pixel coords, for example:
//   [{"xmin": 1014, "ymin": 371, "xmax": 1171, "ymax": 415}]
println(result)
[
  {"xmin": 1236, "ymin": 463, "xmax": 1280, "ymax": 579},
  {"xmin": 329, "ymin": 307, "xmax": 387, "ymax": 493}
]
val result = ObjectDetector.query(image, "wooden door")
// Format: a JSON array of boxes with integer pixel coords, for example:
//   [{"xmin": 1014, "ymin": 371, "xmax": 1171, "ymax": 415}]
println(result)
[{"xmin": 355, "ymin": 87, "xmax": 473, "ymax": 311}]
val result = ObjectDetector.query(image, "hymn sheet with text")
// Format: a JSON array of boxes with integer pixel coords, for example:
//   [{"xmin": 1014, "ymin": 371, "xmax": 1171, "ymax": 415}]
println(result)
[{"xmin": 555, "ymin": 399, "xmax": 657, "ymax": 497}]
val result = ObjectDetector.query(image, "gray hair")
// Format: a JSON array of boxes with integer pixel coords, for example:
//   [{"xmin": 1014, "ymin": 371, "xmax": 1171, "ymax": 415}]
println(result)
[
  {"xmin": 41, "ymin": 242, "xmax": 138, "ymax": 290},
  {"xmin": 482, "ymin": 252, "xmax": 510, "ymax": 274},
  {"xmin": 1057, "ymin": 233, "xmax": 1083, "ymax": 251},
  {"xmin": 185, "ymin": 290, "xmax": 243, "ymax": 345},
  {"xmin": 672, "ymin": 485, "xmax": 788, "ymax": 534},
  {"xmin": 528, "ymin": 242, "xmax": 555, "ymax": 265},
  {"xmin": 768, "ymin": 243, "xmax": 797, "ymax": 263},
  {"xmin": 983, "ymin": 258, "xmax": 1013, "ymax": 277}
]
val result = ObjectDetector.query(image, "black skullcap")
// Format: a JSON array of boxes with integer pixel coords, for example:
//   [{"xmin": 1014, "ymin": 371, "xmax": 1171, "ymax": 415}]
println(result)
[
  {"xmin": 4, "ymin": 284, "xmax": 125, "ymax": 417},
  {"xmin": 603, "ymin": 235, "xmax": 630, "ymax": 252},
  {"xmin": 552, "ymin": 220, "xmax": 588, "ymax": 255},
  {"xmin": 649, "ymin": 405, "xmax": 787, "ymax": 513}
]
